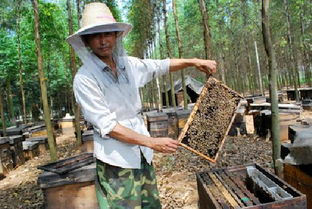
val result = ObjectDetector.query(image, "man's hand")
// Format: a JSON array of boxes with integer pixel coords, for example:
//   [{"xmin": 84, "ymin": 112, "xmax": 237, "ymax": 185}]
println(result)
[
  {"xmin": 147, "ymin": 137, "xmax": 179, "ymax": 153},
  {"xmin": 169, "ymin": 58, "xmax": 217, "ymax": 74},
  {"xmin": 193, "ymin": 59, "xmax": 217, "ymax": 75}
]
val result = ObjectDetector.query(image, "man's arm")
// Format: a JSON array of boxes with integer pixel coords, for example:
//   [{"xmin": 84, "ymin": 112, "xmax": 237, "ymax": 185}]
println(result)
[
  {"xmin": 169, "ymin": 58, "xmax": 217, "ymax": 74},
  {"xmin": 109, "ymin": 123, "xmax": 179, "ymax": 153}
]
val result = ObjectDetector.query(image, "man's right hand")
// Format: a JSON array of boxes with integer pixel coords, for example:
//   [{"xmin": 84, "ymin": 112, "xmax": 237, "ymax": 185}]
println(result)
[{"xmin": 147, "ymin": 137, "xmax": 179, "ymax": 153}]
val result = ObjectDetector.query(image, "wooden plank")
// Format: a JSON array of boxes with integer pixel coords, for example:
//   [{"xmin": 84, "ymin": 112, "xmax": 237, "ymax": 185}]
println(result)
[
  {"xmin": 216, "ymin": 170, "xmax": 253, "ymax": 207},
  {"xmin": 225, "ymin": 170, "xmax": 261, "ymax": 205},
  {"xmin": 208, "ymin": 172, "xmax": 240, "ymax": 208},
  {"xmin": 201, "ymin": 172, "xmax": 231, "ymax": 209}
]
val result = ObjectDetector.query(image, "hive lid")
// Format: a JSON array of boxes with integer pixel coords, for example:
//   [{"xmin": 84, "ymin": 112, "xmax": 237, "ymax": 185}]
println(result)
[
  {"xmin": 0, "ymin": 137, "xmax": 10, "ymax": 145},
  {"xmin": 146, "ymin": 112, "xmax": 168, "ymax": 122},
  {"xmin": 22, "ymin": 141, "xmax": 39, "ymax": 150},
  {"xmin": 9, "ymin": 135, "xmax": 23, "ymax": 144},
  {"xmin": 178, "ymin": 77, "xmax": 243, "ymax": 163},
  {"xmin": 38, "ymin": 152, "xmax": 94, "ymax": 175},
  {"xmin": 28, "ymin": 136, "xmax": 48, "ymax": 144}
]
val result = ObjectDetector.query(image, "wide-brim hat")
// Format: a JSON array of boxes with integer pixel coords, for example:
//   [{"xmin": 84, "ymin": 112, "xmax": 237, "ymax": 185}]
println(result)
[{"xmin": 67, "ymin": 2, "xmax": 132, "ymax": 44}]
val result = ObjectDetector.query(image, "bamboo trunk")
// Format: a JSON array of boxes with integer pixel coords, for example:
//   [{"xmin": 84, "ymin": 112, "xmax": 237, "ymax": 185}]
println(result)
[{"xmin": 31, "ymin": 0, "xmax": 57, "ymax": 161}]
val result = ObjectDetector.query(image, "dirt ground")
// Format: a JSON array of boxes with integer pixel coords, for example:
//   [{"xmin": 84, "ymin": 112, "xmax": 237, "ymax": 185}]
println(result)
[{"xmin": 0, "ymin": 110, "xmax": 311, "ymax": 209}]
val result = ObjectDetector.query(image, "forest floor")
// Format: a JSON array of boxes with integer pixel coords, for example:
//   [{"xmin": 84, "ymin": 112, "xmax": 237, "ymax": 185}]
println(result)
[{"xmin": 0, "ymin": 110, "xmax": 311, "ymax": 209}]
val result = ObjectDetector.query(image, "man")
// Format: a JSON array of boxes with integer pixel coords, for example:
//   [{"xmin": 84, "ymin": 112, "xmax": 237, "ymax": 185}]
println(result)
[{"xmin": 67, "ymin": 2, "xmax": 216, "ymax": 209}]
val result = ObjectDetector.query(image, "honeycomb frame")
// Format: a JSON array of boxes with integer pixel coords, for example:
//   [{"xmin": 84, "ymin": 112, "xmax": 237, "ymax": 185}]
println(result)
[{"xmin": 178, "ymin": 77, "xmax": 243, "ymax": 163}]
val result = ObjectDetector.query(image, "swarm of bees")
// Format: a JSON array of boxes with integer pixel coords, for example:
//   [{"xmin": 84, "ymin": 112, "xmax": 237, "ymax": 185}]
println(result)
[{"xmin": 180, "ymin": 78, "xmax": 242, "ymax": 160}]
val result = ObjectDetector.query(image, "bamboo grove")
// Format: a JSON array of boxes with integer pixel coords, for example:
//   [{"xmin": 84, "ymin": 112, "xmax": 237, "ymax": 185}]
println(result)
[{"xmin": 0, "ymin": 0, "xmax": 311, "ymax": 158}]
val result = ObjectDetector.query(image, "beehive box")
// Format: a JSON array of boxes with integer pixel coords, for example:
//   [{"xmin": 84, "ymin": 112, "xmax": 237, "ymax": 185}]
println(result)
[
  {"xmin": 9, "ymin": 135, "xmax": 25, "ymax": 167},
  {"xmin": 0, "ymin": 137, "xmax": 13, "ymax": 176},
  {"xmin": 38, "ymin": 163, "xmax": 98, "ymax": 209},
  {"xmin": 27, "ymin": 136, "xmax": 49, "ymax": 154},
  {"xmin": 197, "ymin": 164, "xmax": 307, "ymax": 209},
  {"xmin": 22, "ymin": 141, "xmax": 40, "ymax": 160},
  {"xmin": 81, "ymin": 130, "xmax": 94, "ymax": 153},
  {"xmin": 146, "ymin": 112, "xmax": 168, "ymax": 137},
  {"xmin": 178, "ymin": 77, "xmax": 243, "ymax": 163}
]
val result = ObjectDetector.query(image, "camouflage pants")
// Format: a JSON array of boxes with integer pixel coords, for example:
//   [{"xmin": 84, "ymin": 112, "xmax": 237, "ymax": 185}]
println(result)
[{"xmin": 95, "ymin": 155, "xmax": 161, "ymax": 209}]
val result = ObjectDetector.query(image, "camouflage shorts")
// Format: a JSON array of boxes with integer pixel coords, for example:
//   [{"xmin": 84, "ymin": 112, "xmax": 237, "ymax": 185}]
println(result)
[{"xmin": 95, "ymin": 155, "xmax": 161, "ymax": 209}]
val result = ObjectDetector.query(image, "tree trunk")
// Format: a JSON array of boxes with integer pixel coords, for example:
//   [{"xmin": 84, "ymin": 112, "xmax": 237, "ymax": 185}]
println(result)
[
  {"xmin": 157, "ymin": 17, "xmax": 169, "ymax": 108},
  {"xmin": 283, "ymin": 0, "xmax": 299, "ymax": 101},
  {"xmin": 31, "ymin": 0, "xmax": 57, "ymax": 161},
  {"xmin": 163, "ymin": 0, "xmax": 176, "ymax": 108},
  {"xmin": 254, "ymin": 41, "xmax": 265, "ymax": 96},
  {"xmin": 262, "ymin": 0, "xmax": 281, "ymax": 176},
  {"xmin": 198, "ymin": 0, "xmax": 212, "ymax": 60},
  {"xmin": 172, "ymin": 0, "xmax": 187, "ymax": 109},
  {"xmin": 6, "ymin": 79, "xmax": 15, "ymax": 124},
  {"xmin": 76, "ymin": 0, "xmax": 81, "ymax": 26},
  {"xmin": 67, "ymin": 0, "xmax": 82, "ymax": 145},
  {"xmin": 0, "ymin": 92, "xmax": 6, "ymax": 136}
]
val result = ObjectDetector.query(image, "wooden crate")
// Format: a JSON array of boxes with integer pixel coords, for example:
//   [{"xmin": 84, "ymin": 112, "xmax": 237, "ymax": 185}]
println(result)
[
  {"xmin": 38, "ymin": 162, "xmax": 98, "ymax": 209},
  {"xmin": 284, "ymin": 164, "xmax": 312, "ymax": 209},
  {"xmin": 0, "ymin": 137, "xmax": 13, "ymax": 176},
  {"xmin": 9, "ymin": 135, "xmax": 25, "ymax": 167},
  {"xmin": 176, "ymin": 109, "xmax": 191, "ymax": 135},
  {"xmin": 178, "ymin": 77, "xmax": 243, "ymax": 163},
  {"xmin": 197, "ymin": 164, "xmax": 307, "ymax": 209}
]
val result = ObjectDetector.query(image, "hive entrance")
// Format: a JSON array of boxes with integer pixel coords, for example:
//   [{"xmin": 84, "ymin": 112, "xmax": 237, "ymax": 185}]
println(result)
[{"xmin": 178, "ymin": 77, "xmax": 242, "ymax": 163}]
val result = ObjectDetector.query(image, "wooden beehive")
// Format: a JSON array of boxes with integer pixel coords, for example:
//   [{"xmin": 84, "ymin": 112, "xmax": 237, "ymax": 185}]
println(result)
[
  {"xmin": 81, "ymin": 130, "xmax": 94, "ymax": 153},
  {"xmin": 178, "ymin": 77, "xmax": 243, "ymax": 163},
  {"xmin": 27, "ymin": 136, "xmax": 49, "ymax": 154},
  {"xmin": 146, "ymin": 112, "xmax": 169, "ymax": 137},
  {"xmin": 9, "ymin": 135, "xmax": 25, "ymax": 167},
  {"xmin": 22, "ymin": 141, "xmax": 40, "ymax": 160},
  {"xmin": 197, "ymin": 164, "xmax": 307, "ymax": 209},
  {"xmin": 0, "ymin": 137, "xmax": 13, "ymax": 176},
  {"xmin": 38, "ymin": 164, "xmax": 98, "ymax": 209}
]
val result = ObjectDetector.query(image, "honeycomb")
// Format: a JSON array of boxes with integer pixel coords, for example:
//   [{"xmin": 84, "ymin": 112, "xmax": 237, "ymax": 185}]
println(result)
[{"xmin": 179, "ymin": 77, "xmax": 242, "ymax": 162}]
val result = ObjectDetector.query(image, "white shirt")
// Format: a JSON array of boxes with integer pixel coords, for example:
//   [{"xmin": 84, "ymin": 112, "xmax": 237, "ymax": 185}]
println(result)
[{"xmin": 73, "ymin": 55, "xmax": 170, "ymax": 168}]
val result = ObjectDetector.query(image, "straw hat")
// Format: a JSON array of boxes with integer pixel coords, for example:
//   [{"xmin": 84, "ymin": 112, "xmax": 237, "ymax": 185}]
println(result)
[{"xmin": 67, "ymin": 2, "xmax": 132, "ymax": 42}]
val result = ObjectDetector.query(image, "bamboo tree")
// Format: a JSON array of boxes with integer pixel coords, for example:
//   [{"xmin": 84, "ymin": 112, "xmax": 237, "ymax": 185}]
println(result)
[
  {"xmin": 261, "ymin": 0, "xmax": 281, "ymax": 176},
  {"xmin": 172, "ymin": 0, "xmax": 187, "ymax": 109},
  {"xmin": 31, "ymin": 0, "xmax": 57, "ymax": 161},
  {"xmin": 67, "ymin": 0, "xmax": 82, "ymax": 145},
  {"xmin": 163, "ymin": 0, "xmax": 176, "ymax": 108}
]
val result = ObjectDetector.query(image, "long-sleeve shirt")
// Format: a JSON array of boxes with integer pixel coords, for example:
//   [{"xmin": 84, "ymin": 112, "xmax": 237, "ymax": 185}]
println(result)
[{"xmin": 73, "ymin": 54, "xmax": 170, "ymax": 168}]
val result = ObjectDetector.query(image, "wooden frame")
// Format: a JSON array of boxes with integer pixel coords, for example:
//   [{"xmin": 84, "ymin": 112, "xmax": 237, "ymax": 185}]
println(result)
[{"xmin": 178, "ymin": 77, "xmax": 243, "ymax": 163}]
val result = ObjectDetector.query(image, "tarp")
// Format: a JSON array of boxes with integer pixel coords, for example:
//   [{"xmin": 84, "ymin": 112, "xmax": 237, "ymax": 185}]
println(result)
[{"xmin": 162, "ymin": 76, "xmax": 204, "ymax": 104}]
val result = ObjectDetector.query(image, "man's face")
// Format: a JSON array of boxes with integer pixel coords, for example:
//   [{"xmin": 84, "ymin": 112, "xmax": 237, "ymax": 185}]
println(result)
[{"xmin": 84, "ymin": 32, "xmax": 117, "ymax": 58}]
